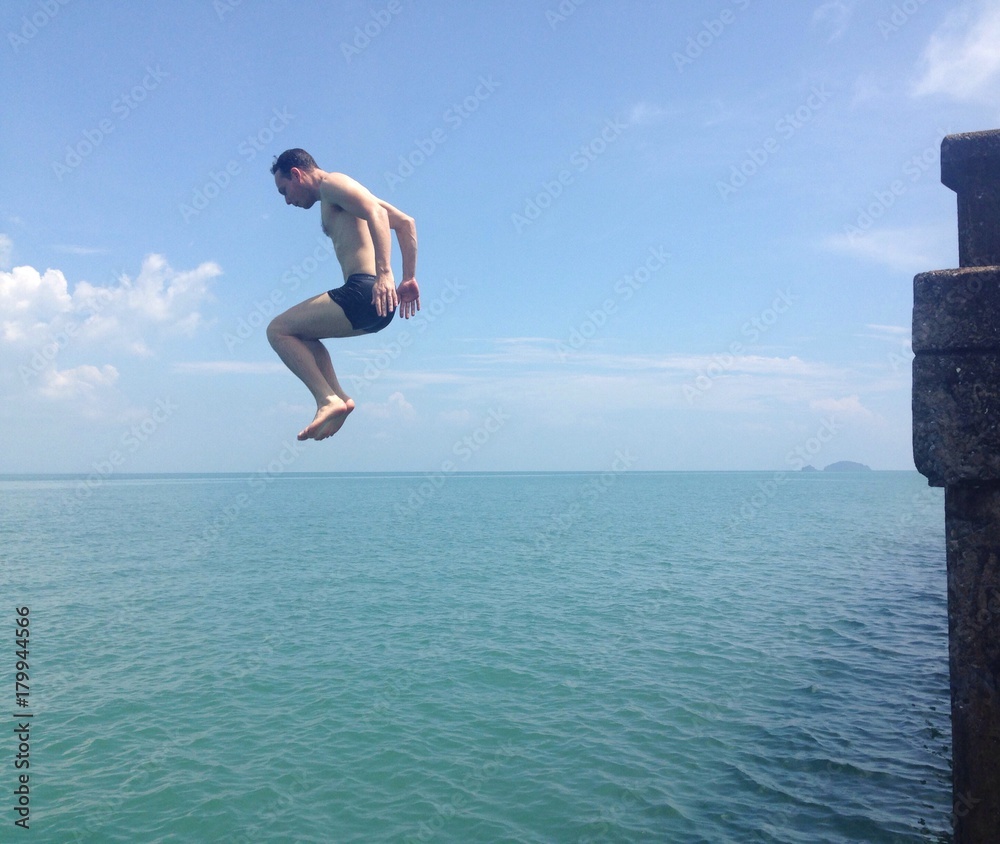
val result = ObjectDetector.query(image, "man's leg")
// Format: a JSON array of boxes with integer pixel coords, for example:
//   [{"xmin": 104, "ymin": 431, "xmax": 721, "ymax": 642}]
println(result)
[
  {"xmin": 266, "ymin": 293, "xmax": 365, "ymax": 440},
  {"xmin": 302, "ymin": 338, "xmax": 351, "ymax": 403}
]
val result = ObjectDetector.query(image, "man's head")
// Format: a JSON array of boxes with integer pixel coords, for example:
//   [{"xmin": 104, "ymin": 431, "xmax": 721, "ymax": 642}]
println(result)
[{"xmin": 271, "ymin": 148, "xmax": 320, "ymax": 209}]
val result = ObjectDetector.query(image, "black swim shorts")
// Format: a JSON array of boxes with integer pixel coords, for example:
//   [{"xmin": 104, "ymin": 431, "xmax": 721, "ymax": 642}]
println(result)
[{"xmin": 327, "ymin": 273, "xmax": 396, "ymax": 333}]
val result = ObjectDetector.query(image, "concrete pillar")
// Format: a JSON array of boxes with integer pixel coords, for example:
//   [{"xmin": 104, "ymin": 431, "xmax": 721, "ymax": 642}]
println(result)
[{"xmin": 912, "ymin": 129, "xmax": 1000, "ymax": 842}]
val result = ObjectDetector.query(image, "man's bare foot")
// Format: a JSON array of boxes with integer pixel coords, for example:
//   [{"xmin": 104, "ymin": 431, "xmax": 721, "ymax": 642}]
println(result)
[{"xmin": 298, "ymin": 397, "xmax": 355, "ymax": 441}]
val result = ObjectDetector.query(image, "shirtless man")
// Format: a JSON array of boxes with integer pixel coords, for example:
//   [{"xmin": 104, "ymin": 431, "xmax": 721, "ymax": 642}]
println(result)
[{"xmin": 266, "ymin": 148, "xmax": 420, "ymax": 441}]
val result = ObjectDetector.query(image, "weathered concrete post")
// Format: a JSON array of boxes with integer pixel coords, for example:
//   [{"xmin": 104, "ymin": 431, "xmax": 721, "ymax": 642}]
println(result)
[{"xmin": 912, "ymin": 129, "xmax": 1000, "ymax": 842}]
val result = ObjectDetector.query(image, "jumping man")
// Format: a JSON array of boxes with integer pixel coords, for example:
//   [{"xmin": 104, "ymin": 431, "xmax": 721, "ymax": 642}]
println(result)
[{"xmin": 266, "ymin": 148, "xmax": 420, "ymax": 441}]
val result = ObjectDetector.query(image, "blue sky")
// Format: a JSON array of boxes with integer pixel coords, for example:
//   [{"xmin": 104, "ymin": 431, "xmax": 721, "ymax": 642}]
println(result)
[{"xmin": 2, "ymin": 0, "xmax": 998, "ymax": 473}]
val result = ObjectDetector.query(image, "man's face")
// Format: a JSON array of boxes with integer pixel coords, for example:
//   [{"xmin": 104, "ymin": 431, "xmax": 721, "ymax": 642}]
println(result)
[{"xmin": 275, "ymin": 168, "xmax": 316, "ymax": 209}]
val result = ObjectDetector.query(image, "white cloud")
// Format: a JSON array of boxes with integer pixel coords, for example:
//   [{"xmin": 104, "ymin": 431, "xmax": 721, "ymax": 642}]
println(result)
[
  {"xmin": 37, "ymin": 364, "xmax": 119, "ymax": 400},
  {"xmin": 913, "ymin": 3, "xmax": 1000, "ymax": 103},
  {"xmin": 0, "ymin": 254, "xmax": 220, "ymax": 355},
  {"xmin": 111, "ymin": 254, "xmax": 218, "ymax": 334},
  {"xmin": 365, "ymin": 391, "xmax": 416, "ymax": 420},
  {"xmin": 0, "ymin": 266, "xmax": 74, "ymax": 344}
]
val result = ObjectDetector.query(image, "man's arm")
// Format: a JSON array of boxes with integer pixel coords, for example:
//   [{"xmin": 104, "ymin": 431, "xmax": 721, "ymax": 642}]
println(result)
[
  {"xmin": 318, "ymin": 173, "xmax": 398, "ymax": 317},
  {"xmin": 378, "ymin": 199, "xmax": 417, "ymax": 281},
  {"xmin": 379, "ymin": 199, "xmax": 420, "ymax": 318}
]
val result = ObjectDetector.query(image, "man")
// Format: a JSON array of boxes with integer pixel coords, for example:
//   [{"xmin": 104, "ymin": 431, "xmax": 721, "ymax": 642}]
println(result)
[{"xmin": 267, "ymin": 148, "xmax": 420, "ymax": 441}]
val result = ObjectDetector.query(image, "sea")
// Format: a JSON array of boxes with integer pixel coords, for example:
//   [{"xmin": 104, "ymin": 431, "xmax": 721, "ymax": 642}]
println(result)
[{"xmin": 0, "ymin": 471, "xmax": 952, "ymax": 843}]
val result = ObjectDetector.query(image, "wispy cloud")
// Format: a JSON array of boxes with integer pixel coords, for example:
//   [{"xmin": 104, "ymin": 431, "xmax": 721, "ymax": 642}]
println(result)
[
  {"xmin": 457, "ymin": 338, "xmax": 841, "ymax": 379},
  {"xmin": 913, "ymin": 2, "xmax": 1000, "ymax": 104},
  {"xmin": 368, "ymin": 339, "xmax": 881, "ymax": 426},
  {"xmin": 861, "ymin": 324, "xmax": 912, "ymax": 348},
  {"xmin": 0, "ymin": 234, "xmax": 12, "ymax": 270},
  {"xmin": 172, "ymin": 361, "xmax": 285, "ymax": 375},
  {"xmin": 626, "ymin": 101, "xmax": 677, "ymax": 126},
  {"xmin": 362, "ymin": 391, "xmax": 416, "ymax": 420},
  {"xmin": 822, "ymin": 225, "xmax": 953, "ymax": 272},
  {"xmin": 810, "ymin": 394, "xmax": 876, "ymax": 419},
  {"xmin": 52, "ymin": 244, "xmax": 112, "ymax": 256},
  {"xmin": 812, "ymin": 0, "xmax": 858, "ymax": 43},
  {"xmin": 37, "ymin": 363, "xmax": 119, "ymax": 401},
  {"xmin": 865, "ymin": 324, "xmax": 908, "ymax": 336}
]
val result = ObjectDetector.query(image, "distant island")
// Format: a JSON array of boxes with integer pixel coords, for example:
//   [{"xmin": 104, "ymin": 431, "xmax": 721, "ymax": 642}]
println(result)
[{"xmin": 800, "ymin": 461, "xmax": 872, "ymax": 472}]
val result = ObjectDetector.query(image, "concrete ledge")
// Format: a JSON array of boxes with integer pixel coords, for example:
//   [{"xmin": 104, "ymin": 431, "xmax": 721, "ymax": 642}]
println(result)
[
  {"xmin": 942, "ymin": 130, "xmax": 1000, "ymax": 192},
  {"xmin": 913, "ymin": 353, "xmax": 1000, "ymax": 486},
  {"xmin": 913, "ymin": 268, "xmax": 1000, "ymax": 353}
]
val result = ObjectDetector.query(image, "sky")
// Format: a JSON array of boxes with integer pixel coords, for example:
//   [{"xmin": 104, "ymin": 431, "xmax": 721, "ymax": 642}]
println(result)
[{"xmin": 1, "ymin": 0, "xmax": 998, "ymax": 474}]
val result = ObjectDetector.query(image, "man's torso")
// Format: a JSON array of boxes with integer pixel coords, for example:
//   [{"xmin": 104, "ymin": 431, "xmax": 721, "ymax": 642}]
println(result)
[{"xmin": 322, "ymin": 199, "xmax": 376, "ymax": 281}]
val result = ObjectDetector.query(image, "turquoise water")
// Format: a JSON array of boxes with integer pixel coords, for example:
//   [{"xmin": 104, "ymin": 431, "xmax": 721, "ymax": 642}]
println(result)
[{"xmin": 1, "ymin": 472, "xmax": 951, "ymax": 842}]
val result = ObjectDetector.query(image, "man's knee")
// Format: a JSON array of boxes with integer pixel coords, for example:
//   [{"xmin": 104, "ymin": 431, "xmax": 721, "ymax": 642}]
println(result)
[{"xmin": 266, "ymin": 316, "xmax": 285, "ymax": 346}]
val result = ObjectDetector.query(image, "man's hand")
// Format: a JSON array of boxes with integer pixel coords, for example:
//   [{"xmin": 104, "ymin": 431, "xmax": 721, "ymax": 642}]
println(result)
[
  {"xmin": 371, "ymin": 275, "xmax": 398, "ymax": 318},
  {"xmin": 396, "ymin": 278, "xmax": 420, "ymax": 319}
]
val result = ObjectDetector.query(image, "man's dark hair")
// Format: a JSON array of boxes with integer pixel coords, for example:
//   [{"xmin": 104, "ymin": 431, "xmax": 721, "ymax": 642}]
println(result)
[{"xmin": 270, "ymin": 148, "xmax": 318, "ymax": 177}]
